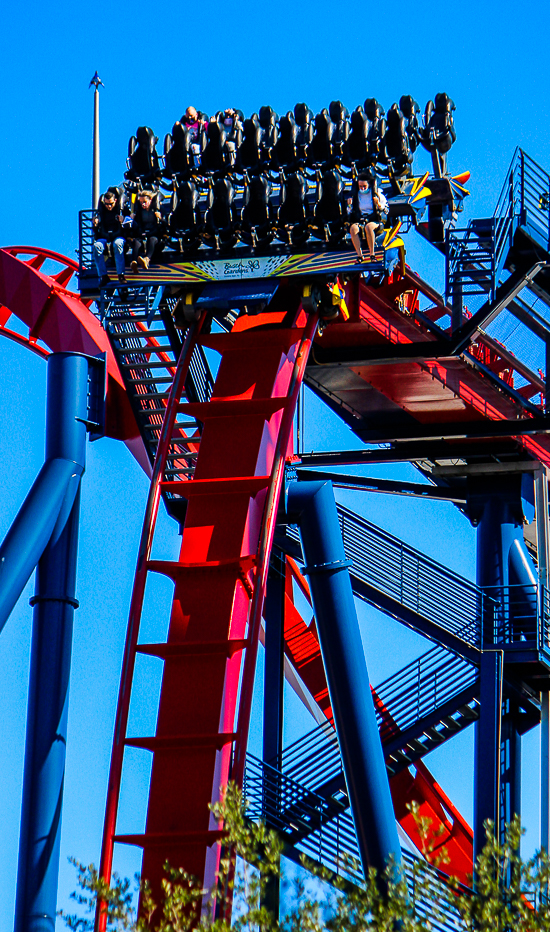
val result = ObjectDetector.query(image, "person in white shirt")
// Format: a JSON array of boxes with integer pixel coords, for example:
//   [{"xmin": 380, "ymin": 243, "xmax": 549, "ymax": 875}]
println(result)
[{"xmin": 347, "ymin": 171, "xmax": 388, "ymax": 262}]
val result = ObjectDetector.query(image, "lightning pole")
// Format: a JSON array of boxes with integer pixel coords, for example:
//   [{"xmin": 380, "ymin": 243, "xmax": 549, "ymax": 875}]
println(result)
[{"xmin": 89, "ymin": 72, "xmax": 103, "ymax": 209}]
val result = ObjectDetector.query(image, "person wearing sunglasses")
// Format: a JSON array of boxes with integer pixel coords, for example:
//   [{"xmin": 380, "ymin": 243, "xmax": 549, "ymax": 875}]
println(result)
[{"xmin": 93, "ymin": 187, "xmax": 127, "ymax": 285}]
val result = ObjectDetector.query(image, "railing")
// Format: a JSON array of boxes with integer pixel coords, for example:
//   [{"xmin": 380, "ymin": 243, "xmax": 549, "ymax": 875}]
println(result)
[
  {"xmin": 337, "ymin": 504, "xmax": 487, "ymax": 650},
  {"xmin": 446, "ymin": 148, "xmax": 550, "ymax": 306},
  {"xmin": 279, "ymin": 645, "xmax": 478, "ymax": 790},
  {"xmin": 79, "ymin": 209, "xmax": 96, "ymax": 273},
  {"xmin": 482, "ymin": 582, "xmax": 550, "ymax": 653},
  {"xmin": 243, "ymin": 754, "xmax": 469, "ymax": 932}
]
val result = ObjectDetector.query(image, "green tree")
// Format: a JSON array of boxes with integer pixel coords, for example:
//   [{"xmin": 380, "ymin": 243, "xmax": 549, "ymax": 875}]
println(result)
[{"xmin": 59, "ymin": 786, "xmax": 550, "ymax": 932}]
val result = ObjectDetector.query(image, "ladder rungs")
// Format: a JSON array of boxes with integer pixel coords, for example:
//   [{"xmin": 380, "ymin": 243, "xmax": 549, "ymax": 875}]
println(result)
[
  {"xmin": 113, "ymin": 829, "xmax": 224, "ymax": 848},
  {"xmin": 125, "ymin": 732, "xmax": 236, "ymax": 751},
  {"xmin": 137, "ymin": 639, "xmax": 247, "ymax": 659},
  {"xmin": 160, "ymin": 475, "xmax": 270, "ymax": 498}
]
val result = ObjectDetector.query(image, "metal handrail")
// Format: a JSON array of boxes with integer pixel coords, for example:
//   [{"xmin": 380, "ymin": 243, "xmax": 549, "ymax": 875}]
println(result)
[
  {"xmin": 244, "ymin": 753, "xmax": 471, "ymax": 931},
  {"xmin": 279, "ymin": 645, "xmax": 478, "ymax": 790},
  {"xmin": 481, "ymin": 582, "xmax": 550, "ymax": 651},
  {"xmin": 337, "ymin": 504, "xmax": 487, "ymax": 650}
]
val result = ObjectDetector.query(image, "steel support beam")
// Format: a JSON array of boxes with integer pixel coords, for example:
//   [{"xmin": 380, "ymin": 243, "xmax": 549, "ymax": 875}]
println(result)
[
  {"xmin": 261, "ymin": 547, "xmax": 286, "ymax": 919},
  {"xmin": 474, "ymin": 650, "xmax": 504, "ymax": 863},
  {"xmin": 283, "ymin": 480, "xmax": 402, "ymax": 883},
  {"xmin": 536, "ymin": 468, "xmax": 550, "ymax": 851},
  {"xmin": 14, "ymin": 352, "xmax": 89, "ymax": 932}
]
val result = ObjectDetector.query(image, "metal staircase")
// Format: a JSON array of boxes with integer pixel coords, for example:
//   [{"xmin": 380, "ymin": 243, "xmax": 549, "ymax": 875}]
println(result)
[
  {"xmin": 279, "ymin": 645, "xmax": 479, "ymax": 795},
  {"xmin": 101, "ymin": 288, "xmax": 214, "ymax": 519},
  {"xmin": 446, "ymin": 149, "xmax": 550, "ymax": 309},
  {"xmin": 244, "ymin": 753, "xmax": 472, "ymax": 928}
]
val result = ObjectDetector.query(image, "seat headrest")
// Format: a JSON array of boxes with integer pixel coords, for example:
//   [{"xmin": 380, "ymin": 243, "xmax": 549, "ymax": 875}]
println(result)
[
  {"xmin": 399, "ymin": 95, "xmax": 420, "ymax": 118},
  {"xmin": 322, "ymin": 169, "xmax": 343, "ymax": 195},
  {"xmin": 136, "ymin": 126, "xmax": 158, "ymax": 147},
  {"xmin": 259, "ymin": 106, "xmax": 278, "ymax": 127},
  {"xmin": 243, "ymin": 118, "xmax": 261, "ymax": 141},
  {"xmin": 172, "ymin": 122, "xmax": 190, "ymax": 145},
  {"xmin": 434, "ymin": 93, "xmax": 455, "ymax": 113},
  {"xmin": 207, "ymin": 122, "xmax": 226, "ymax": 144},
  {"xmin": 315, "ymin": 109, "xmax": 332, "ymax": 131},
  {"xmin": 329, "ymin": 100, "xmax": 349, "ymax": 123},
  {"xmin": 294, "ymin": 102, "xmax": 312, "ymax": 125},
  {"xmin": 387, "ymin": 103, "xmax": 404, "ymax": 129},
  {"xmin": 364, "ymin": 98, "xmax": 385, "ymax": 121},
  {"xmin": 351, "ymin": 108, "xmax": 367, "ymax": 131}
]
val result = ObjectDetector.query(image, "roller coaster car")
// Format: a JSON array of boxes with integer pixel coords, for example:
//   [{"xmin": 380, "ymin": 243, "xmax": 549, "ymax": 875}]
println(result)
[
  {"xmin": 308, "ymin": 109, "xmax": 335, "ymax": 169},
  {"xmin": 240, "ymin": 174, "xmax": 276, "ymax": 247},
  {"xmin": 276, "ymin": 171, "xmax": 310, "ymax": 245},
  {"xmin": 203, "ymin": 177, "xmax": 239, "ymax": 250},
  {"xmin": 163, "ymin": 122, "xmax": 195, "ymax": 181},
  {"xmin": 236, "ymin": 118, "xmax": 265, "ymax": 175},
  {"xmin": 329, "ymin": 100, "xmax": 350, "ymax": 163},
  {"xmin": 273, "ymin": 112, "xmax": 299, "ymax": 171},
  {"xmin": 421, "ymin": 93, "xmax": 456, "ymax": 177},
  {"xmin": 364, "ymin": 98, "xmax": 386, "ymax": 165},
  {"xmin": 168, "ymin": 180, "xmax": 203, "ymax": 252},
  {"xmin": 399, "ymin": 95, "xmax": 421, "ymax": 153},
  {"xmin": 310, "ymin": 169, "xmax": 347, "ymax": 244},
  {"xmin": 347, "ymin": 108, "xmax": 370, "ymax": 167},
  {"xmin": 126, "ymin": 126, "xmax": 162, "ymax": 186},
  {"xmin": 258, "ymin": 106, "xmax": 279, "ymax": 153},
  {"xmin": 200, "ymin": 122, "xmax": 232, "ymax": 175},
  {"xmin": 381, "ymin": 104, "xmax": 413, "ymax": 184},
  {"xmin": 294, "ymin": 102, "xmax": 314, "ymax": 163}
]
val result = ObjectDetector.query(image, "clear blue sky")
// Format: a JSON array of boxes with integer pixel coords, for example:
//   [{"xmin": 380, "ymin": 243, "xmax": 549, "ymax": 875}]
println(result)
[{"xmin": 0, "ymin": 0, "xmax": 549, "ymax": 927}]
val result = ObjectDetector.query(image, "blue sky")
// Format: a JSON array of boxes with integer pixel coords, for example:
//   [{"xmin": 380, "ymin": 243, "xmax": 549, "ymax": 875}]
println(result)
[{"xmin": 0, "ymin": 0, "xmax": 549, "ymax": 926}]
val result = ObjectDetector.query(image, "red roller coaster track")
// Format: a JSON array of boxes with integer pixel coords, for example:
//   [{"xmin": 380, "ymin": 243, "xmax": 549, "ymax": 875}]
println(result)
[{"xmin": 3, "ymin": 241, "xmax": 547, "ymax": 913}]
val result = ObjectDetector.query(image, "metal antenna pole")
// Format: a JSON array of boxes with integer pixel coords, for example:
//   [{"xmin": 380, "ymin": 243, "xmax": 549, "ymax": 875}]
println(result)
[{"xmin": 89, "ymin": 72, "xmax": 104, "ymax": 209}]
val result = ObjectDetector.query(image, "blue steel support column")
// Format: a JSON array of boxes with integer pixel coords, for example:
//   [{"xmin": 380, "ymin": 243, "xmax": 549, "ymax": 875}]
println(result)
[
  {"xmin": 261, "ymin": 547, "xmax": 285, "ymax": 919},
  {"xmin": 14, "ymin": 353, "xmax": 89, "ymax": 932},
  {"xmin": 471, "ymin": 475, "xmax": 535, "ymax": 861},
  {"xmin": 284, "ymin": 480, "xmax": 402, "ymax": 881}
]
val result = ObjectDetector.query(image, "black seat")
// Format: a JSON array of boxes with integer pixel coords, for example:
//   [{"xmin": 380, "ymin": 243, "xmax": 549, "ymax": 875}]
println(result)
[
  {"xmin": 236, "ymin": 117, "xmax": 264, "ymax": 174},
  {"xmin": 329, "ymin": 100, "xmax": 350, "ymax": 163},
  {"xmin": 163, "ymin": 122, "xmax": 194, "ymax": 181},
  {"xmin": 294, "ymin": 102, "xmax": 314, "ymax": 164},
  {"xmin": 200, "ymin": 122, "xmax": 231, "ymax": 175},
  {"xmin": 308, "ymin": 109, "xmax": 334, "ymax": 169},
  {"xmin": 421, "ymin": 93, "xmax": 456, "ymax": 176},
  {"xmin": 168, "ymin": 180, "xmax": 202, "ymax": 251},
  {"xmin": 347, "ymin": 108, "xmax": 370, "ymax": 167},
  {"xmin": 240, "ymin": 174, "xmax": 275, "ymax": 247},
  {"xmin": 203, "ymin": 177, "xmax": 238, "ymax": 250},
  {"xmin": 310, "ymin": 169, "xmax": 347, "ymax": 244},
  {"xmin": 364, "ymin": 98, "xmax": 386, "ymax": 165},
  {"xmin": 399, "ymin": 96, "xmax": 421, "ymax": 153},
  {"xmin": 382, "ymin": 103, "xmax": 413, "ymax": 180},
  {"xmin": 258, "ymin": 106, "xmax": 279, "ymax": 156},
  {"xmin": 217, "ymin": 109, "xmax": 244, "ymax": 165},
  {"xmin": 126, "ymin": 126, "xmax": 162, "ymax": 187},
  {"xmin": 273, "ymin": 112, "xmax": 299, "ymax": 171},
  {"xmin": 276, "ymin": 171, "xmax": 310, "ymax": 245}
]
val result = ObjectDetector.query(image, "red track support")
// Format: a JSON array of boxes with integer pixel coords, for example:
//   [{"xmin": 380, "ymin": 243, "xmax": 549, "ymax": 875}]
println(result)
[{"xmin": 96, "ymin": 304, "xmax": 317, "ymax": 920}]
